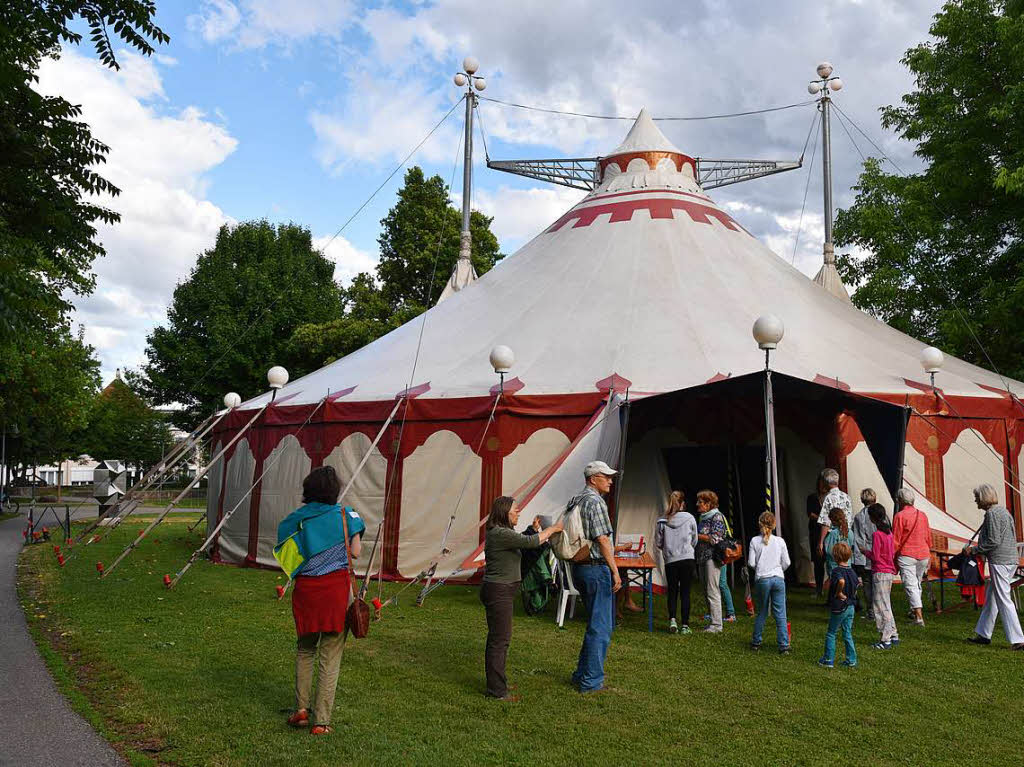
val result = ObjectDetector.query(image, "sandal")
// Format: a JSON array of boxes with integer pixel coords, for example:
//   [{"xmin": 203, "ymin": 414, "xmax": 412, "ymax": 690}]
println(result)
[
  {"xmin": 287, "ymin": 709, "xmax": 309, "ymax": 728},
  {"xmin": 310, "ymin": 725, "xmax": 333, "ymax": 736}
]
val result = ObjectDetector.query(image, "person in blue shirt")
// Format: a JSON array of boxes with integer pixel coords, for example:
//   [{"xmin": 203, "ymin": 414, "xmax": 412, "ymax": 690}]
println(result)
[{"xmin": 819, "ymin": 541, "xmax": 860, "ymax": 669}]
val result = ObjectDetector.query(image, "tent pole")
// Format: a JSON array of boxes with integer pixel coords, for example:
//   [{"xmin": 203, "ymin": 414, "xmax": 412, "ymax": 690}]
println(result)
[
  {"xmin": 611, "ymin": 391, "xmax": 630, "ymax": 541},
  {"xmin": 763, "ymin": 362, "xmax": 781, "ymax": 534}
]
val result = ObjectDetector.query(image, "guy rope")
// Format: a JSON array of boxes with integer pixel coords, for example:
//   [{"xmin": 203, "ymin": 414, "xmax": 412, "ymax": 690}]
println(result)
[{"xmin": 100, "ymin": 404, "xmax": 269, "ymax": 578}]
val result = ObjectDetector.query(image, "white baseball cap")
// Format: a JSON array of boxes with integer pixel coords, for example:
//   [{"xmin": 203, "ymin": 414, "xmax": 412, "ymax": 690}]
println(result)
[{"xmin": 584, "ymin": 460, "xmax": 618, "ymax": 478}]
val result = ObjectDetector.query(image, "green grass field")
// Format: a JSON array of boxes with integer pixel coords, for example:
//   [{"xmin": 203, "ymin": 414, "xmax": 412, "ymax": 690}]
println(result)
[{"xmin": 17, "ymin": 516, "xmax": 1024, "ymax": 767}]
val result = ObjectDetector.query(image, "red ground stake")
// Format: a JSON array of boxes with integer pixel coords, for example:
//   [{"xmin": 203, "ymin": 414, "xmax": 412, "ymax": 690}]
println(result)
[
  {"xmin": 96, "ymin": 561, "xmax": 104, "ymax": 573},
  {"xmin": 163, "ymin": 574, "xmax": 171, "ymax": 587},
  {"xmin": 275, "ymin": 585, "xmax": 285, "ymax": 598},
  {"xmin": 53, "ymin": 545, "xmax": 60, "ymax": 554},
  {"xmin": 58, "ymin": 554, "xmax": 65, "ymax": 566},
  {"xmin": 66, "ymin": 538, "xmax": 73, "ymax": 547},
  {"xmin": 371, "ymin": 597, "xmax": 383, "ymax": 610},
  {"xmin": 91, "ymin": 535, "xmax": 100, "ymax": 544}
]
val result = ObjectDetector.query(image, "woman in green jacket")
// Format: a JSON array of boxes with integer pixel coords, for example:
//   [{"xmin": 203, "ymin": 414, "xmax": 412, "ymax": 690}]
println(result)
[{"xmin": 481, "ymin": 496, "xmax": 562, "ymax": 701}]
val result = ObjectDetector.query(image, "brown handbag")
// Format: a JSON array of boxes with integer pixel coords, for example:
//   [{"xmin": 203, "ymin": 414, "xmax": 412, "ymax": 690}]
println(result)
[{"xmin": 341, "ymin": 507, "xmax": 369, "ymax": 639}]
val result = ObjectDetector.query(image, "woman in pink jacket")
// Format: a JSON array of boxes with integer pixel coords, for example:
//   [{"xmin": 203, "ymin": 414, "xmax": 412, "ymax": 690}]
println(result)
[{"xmin": 892, "ymin": 487, "xmax": 931, "ymax": 627}]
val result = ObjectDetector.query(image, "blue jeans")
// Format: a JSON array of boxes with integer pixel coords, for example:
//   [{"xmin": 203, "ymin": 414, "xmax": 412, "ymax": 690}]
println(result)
[
  {"xmin": 719, "ymin": 564, "xmax": 735, "ymax": 617},
  {"xmin": 752, "ymin": 577, "xmax": 788, "ymax": 648},
  {"xmin": 823, "ymin": 605, "xmax": 856, "ymax": 664},
  {"xmin": 572, "ymin": 564, "xmax": 613, "ymax": 692}
]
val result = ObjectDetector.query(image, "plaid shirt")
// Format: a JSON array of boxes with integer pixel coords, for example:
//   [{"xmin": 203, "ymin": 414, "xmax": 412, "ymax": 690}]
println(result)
[{"xmin": 568, "ymin": 486, "xmax": 613, "ymax": 561}]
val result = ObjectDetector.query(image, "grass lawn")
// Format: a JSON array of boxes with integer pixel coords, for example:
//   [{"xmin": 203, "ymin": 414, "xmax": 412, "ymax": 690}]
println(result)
[{"xmin": 18, "ymin": 516, "xmax": 1024, "ymax": 767}]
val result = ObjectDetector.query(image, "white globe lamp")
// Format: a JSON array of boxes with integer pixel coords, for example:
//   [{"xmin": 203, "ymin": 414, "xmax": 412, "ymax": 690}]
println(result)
[
  {"xmin": 829, "ymin": 77, "xmax": 843, "ymax": 91},
  {"xmin": 752, "ymin": 314, "xmax": 785, "ymax": 351},
  {"xmin": 267, "ymin": 365, "xmax": 289, "ymax": 389},
  {"xmin": 490, "ymin": 345, "xmax": 515, "ymax": 374},
  {"xmin": 223, "ymin": 392, "xmax": 242, "ymax": 409},
  {"xmin": 463, "ymin": 56, "xmax": 479, "ymax": 75},
  {"xmin": 807, "ymin": 81, "xmax": 822, "ymax": 95},
  {"xmin": 453, "ymin": 72, "xmax": 467, "ymax": 87},
  {"xmin": 817, "ymin": 61, "xmax": 833, "ymax": 78},
  {"xmin": 473, "ymin": 77, "xmax": 486, "ymax": 91},
  {"xmin": 921, "ymin": 346, "xmax": 944, "ymax": 388}
]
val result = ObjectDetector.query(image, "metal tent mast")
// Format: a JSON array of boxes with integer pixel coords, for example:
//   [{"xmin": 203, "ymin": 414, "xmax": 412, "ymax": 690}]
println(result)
[
  {"xmin": 438, "ymin": 57, "xmax": 488, "ymax": 303},
  {"xmin": 808, "ymin": 61, "xmax": 852, "ymax": 302}
]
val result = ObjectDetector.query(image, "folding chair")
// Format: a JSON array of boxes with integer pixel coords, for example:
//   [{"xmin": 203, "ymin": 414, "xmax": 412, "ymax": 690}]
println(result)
[
  {"xmin": 552, "ymin": 555, "xmax": 579, "ymax": 628},
  {"xmin": 1012, "ymin": 543, "xmax": 1024, "ymax": 612}
]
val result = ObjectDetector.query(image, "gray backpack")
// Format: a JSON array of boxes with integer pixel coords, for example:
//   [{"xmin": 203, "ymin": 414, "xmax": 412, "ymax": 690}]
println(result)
[{"xmin": 550, "ymin": 503, "xmax": 592, "ymax": 562}]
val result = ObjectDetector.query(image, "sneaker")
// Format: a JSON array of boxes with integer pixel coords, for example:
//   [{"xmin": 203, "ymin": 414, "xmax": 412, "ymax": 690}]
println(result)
[
  {"xmin": 871, "ymin": 641, "xmax": 892, "ymax": 650},
  {"xmin": 680, "ymin": 624, "xmax": 692, "ymax": 635},
  {"xmin": 840, "ymin": 660, "xmax": 857, "ymax": 668},
  {"xmin": 750, "ymin": 641, "xmax": 762, "ymax": 652},
  {"xmin": 967, "ymin": 635, "xmax": 992, "ymax": 646},
  {"xmin": 703, "ymin": 627, "xmax": 723, "ymax": 634},
  {"xmin": 890, "ymin": 638, "xmax": 900, "ymax": 647},
  {"xmin": 863, "ymin": 612, "xmax": 875, "ymax": 621},
  {"xmin": 703, "ymin": 613, "xmax": 711, "ymax": 623},
  {"xmin": 779, "ymin": 647, "xmax": 791, "ymax": 655},
  {"xmin": 724, "ymin": 615, "xmax": 737, "ymax": 623},
  {"xmin": 913, "ymin": 618, "xmax": 925, "ymax": 627},
  {"xmin": 287, "ymin": 709, "xmax": 310, "ymax": 728},
  {"xmin": 817, "ymin": 658, "xmax": 834, "ymax": 668},
  {"xmin": 1011, "ymin": 643, "xmax": 1024, "ymax": 651},
  {"xmin": 669, "ymin": 618, "xmax": 678, "ymax": 634}
]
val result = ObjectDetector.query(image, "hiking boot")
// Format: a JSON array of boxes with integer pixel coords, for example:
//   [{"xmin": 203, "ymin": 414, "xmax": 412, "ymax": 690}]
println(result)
[
  {"xmin": 967, "ymin": 635, "xmax": 992, "ymax": 645},
  {"xmin": 669, "ymin": 618, "xmax": 678, "ymax": 634}
]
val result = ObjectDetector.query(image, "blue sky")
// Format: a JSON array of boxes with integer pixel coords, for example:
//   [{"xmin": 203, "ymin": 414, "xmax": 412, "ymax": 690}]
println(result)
[{"xmin": 37, "ymin": 0, "xmax": 944, "ymax": 383}]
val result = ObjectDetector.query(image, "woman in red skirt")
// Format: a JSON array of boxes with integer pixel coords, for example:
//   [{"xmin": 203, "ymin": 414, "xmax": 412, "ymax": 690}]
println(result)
[{"xmin": 277, "ymin": 466, "xmax": 364, "ymax": 735}]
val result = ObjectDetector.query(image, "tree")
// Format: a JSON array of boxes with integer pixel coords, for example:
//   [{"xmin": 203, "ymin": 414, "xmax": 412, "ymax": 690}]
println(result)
[
  {"xmin": 84, "ymin": 376, "xmax": 173, "ymax": 477},
  {"xmin": 137, "ymin": 221, "xmax": 345, "ymax": 427},
  {"xmin": 1, "ymin": 325, "xmax": 100, "ymax": 477},
  {"xmin": 0, "ymin": 1, "xmax": 169, "ymax": 340},
  {"xmin": 288, "ymin": 167, "xmax": 504, "ymax": 368},
  {"xmin": 835, "ymin": 0, "xmax": 1024, "ymax": 380}
]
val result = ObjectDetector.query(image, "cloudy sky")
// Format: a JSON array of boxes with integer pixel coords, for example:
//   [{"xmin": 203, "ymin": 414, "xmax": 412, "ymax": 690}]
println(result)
[{"xmin": 37, "ymin": 0, "xmax": 943, "ymax": 384}]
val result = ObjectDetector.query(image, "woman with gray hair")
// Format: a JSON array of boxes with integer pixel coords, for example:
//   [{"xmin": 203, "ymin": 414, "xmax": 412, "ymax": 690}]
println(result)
[
  {"xmin": 892, "ymin": 486, "xmax": 931, "ymax": 627},
  {"xmin": 966, "ymin": 484, "xmax": 1024, "ymax": 650}
]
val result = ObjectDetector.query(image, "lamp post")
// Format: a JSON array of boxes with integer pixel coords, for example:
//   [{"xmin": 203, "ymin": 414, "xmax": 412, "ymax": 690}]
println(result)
[
  {"xmin": 807, "ymin": 62, "xmax": 844, "ymax": 276},
  {"xmin": 489, "ymin": 344, "xmax": 514, "ymax": 394},
  {"xmin": 753, "ymin": 315, "xmax": 785, "ymax": 532},
  {"xmin": 920, "ymin": 346, "xmax": 944, "ymax": 390},
  {"xmin": 452, "ymin": 57, "xmax": 487, "ymax": 272},
  {"xmin": 267, "ymin": 366, "xmax": 289, "ymax": 403}
]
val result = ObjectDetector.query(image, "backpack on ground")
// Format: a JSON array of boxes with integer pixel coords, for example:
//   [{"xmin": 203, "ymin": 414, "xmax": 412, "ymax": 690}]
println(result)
[{"xmin": 550, "ymin": 503, "xmax": 592, "ymax": 563}]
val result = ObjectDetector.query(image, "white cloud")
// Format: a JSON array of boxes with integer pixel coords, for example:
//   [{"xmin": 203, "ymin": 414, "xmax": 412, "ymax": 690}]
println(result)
[
  {"xmin": 187, "ymin": 0, "xmax": 355, "ymax": 49},
  {"xmin": 474, "ymin": 186, "xmax": 586, "ymax": 250},
  {"xmin": 313, "ymin": 235, "xmax": 379, "ymax": 286},
  {"xmin": 36, "ymin": 49, "xmax": 237, "ymax": 383}
]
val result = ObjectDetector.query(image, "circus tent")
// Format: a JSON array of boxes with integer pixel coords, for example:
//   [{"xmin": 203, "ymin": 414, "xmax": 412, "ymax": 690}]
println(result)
[{"xmin": 206, "ymin": 109, "xmax": 1024, "ymax": 584}]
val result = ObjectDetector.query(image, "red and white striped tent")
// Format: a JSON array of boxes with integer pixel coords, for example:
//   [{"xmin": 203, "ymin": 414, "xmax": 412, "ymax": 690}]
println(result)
[{"xmin": 206, "ymin": 110, "xmax": 1024, "ymax": 583}]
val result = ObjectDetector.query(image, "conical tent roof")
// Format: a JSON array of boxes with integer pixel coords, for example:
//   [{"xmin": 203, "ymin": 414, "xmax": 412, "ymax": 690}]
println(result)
[{"xmin": 244, "ymin": 111, "xmax": 1023, "ymax": 408}]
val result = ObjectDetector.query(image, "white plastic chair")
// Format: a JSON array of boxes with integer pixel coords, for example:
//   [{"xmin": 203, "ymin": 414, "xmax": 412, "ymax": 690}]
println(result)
[
  {"xmin": 552, "ymin": 555, "xmax": 579, "ymax": 628},
  {"xmin": 1012, "ymin": 543, "xmax": 1024, "ymax": 612}
]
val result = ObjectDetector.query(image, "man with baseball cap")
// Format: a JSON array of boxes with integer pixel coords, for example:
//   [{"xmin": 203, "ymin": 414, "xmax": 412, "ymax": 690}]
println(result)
[{"xmin": 569, "ymin": 459, "xmax": 621, "ymax": 693}]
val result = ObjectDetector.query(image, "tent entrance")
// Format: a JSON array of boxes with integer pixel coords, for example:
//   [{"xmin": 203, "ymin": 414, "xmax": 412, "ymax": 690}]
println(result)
[{"xmin": 661, "ymin": 445, "xmax": 787, "ymax": 562}]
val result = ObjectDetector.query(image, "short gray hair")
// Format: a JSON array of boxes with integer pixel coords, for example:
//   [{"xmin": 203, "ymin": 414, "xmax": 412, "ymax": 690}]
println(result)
[
  {"xmin": 896, "ymin": 487, "xmax": 915, "ymax": 508},
  {"xmin": 821, "ymin": 468, "xmax": 839, "ymax": 487},
  {"xmin": 973, "ymin": 483, "xmax": 999, "ymax": 509}
]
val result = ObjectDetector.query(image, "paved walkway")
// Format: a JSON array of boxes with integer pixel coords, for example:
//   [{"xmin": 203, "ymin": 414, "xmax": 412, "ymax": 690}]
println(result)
[{"xmin": 0, "ymin": 514, "xmax": 125, "ymax": 767}]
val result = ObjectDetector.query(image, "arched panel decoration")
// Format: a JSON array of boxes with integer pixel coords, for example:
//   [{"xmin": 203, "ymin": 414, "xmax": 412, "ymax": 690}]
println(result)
[
  {"xmin": 845, "ymin": 441, "xmax": 893, "ymax": 513},
  {"xmin": 255, "ymin": 435, "xmax": 312, "ymax": 567},
  {"xmin": 205, "ymin": 441, "xmax": 225, "ymax": 531},
  {"xmin": 324, "ymin": 432, "xmax": 387, "ymax": 563},
  {"xmin": 217, "ymin": 439, "xmax": 255, "ymax": 565},
  {"xmin": 943, "ymin": 428, "xmax": 1004, "ymax": 530},
  {"xmin": 399, "ymin": 430, "xmax": 481, "ymax": 578},
  {"xmin": 502, "ymin": 427, "xmax": 571, "ymax": 501}
]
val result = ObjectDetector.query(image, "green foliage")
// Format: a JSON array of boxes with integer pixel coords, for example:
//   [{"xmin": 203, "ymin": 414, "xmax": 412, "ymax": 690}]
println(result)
[
  {"xmin": 138, "ymin": 221, "xmax": 345, "ymax": 427},
  {"xmin": 289, "ymin": 167, "xmax": 504, "ymax": 368},
  {"xmin": 835, "ymin": 0, "xmax": 1024, "ymax": 380},
  {"xmin": 20, "ymin": 517, "xmax": 1024, "ymax": 767},
  {"xmin": 0, "ymin": 325, "xmax": 100, "ymax": 470},
  {"xmin": 0, "ymin": 0, "xmax": 169, "ymax": 339},
  {"xmin": 83, "ymin": 378, "xmax": 173, "ymax": 472}
]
